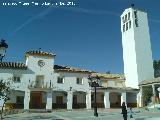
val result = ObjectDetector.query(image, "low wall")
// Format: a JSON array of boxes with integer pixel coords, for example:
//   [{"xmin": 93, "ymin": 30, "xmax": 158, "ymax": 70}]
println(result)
[{"xmin": 0, "ymin": 109, "xmax": 25, "ymax": 116}]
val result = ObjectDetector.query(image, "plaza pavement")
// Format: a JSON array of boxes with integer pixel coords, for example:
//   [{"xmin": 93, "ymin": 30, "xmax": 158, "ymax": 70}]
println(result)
[{"xmin": 4, "ymin": 108, "xmax": 160, "ymax": 120}]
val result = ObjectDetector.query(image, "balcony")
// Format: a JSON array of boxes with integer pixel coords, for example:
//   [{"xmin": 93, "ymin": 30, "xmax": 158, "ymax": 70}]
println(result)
[{"xmin": 28, "ymin": 80, "xmax": 52, "ymax": 89}]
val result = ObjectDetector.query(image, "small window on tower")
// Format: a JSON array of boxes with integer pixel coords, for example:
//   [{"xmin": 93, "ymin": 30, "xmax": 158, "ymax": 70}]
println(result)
[
  {"xmin": 122, "ymin": 16, "xmax": 125, "ymax": 23},
  {"xmin": 135, "ymin": 19, "xmax": 139, "ymax": 27},
  {"xmin": 126, "ymin": 22, "xmax": 128, "ymax": 31},
  {"xmin": 134, "ymin": 11, "xmax": 137, "ymax": 18},
  {"xmin": 125, "ymin": 14, "xmax": 127, "ymax": 22},
  {"xmin": 123, "ymin": 24, "xmax": 125, "ymax": 32},
  {"xmin": 129, "ymin": 21, "xmax": 131, "ymax": 29},
  {"xmin": 128, "ymin": 12, "xmax": 130, "ymax": 20}
]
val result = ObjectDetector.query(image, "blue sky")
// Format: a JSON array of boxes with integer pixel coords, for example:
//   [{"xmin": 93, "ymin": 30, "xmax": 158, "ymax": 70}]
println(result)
[{"xmin": 0, "ymin": 0, "xmax": 160, "ymax": 73}]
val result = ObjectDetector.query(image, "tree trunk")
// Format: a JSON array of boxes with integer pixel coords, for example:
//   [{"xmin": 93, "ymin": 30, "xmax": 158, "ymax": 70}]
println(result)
[{"xmin": 1, "ymin": 100, "xmax": 6, "ymax": 120}]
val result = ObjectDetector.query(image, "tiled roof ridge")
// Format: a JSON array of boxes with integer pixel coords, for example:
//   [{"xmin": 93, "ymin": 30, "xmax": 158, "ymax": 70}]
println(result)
[
  {"xmin": 25, "ymin": 50, "xmax": 56, "ymax": 56},
  {"xmin": 0, "ymin": 62, "xmax": 27, "ymax": 69}
]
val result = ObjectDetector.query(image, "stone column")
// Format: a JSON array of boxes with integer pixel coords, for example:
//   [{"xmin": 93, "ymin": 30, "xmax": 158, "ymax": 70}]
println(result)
[
  {"xmin": 67, "ymin": 91, "xmax": 73, "ymax": 110},
  {"xmin": 121, "ymin": 92, "xmax": 127, "ymax": 107},
  {"xmin": 139, "ymin": 86, "xmax": 143, "ymax": 107},
  {"xmin": 152, "ymin": 84, "xmax": 156, "ymax": 96},
  {"xmin": 104, "ymin": 91, "xmax": 110, "ymax": 108},
  {"xmin": 136, "ymin": 92, "xmax": 139, "ymax": 107},
  {"xmin": 152, "ymin": 84, "xmax": 156, "ymax": 106},
  {"xmin": 157, "ymin": 87, "xmax": 160, "ymax": 99},
  {"xmin": 86, "ymin": 90, "xmax": 91, "ymax": 109},
  {"xmin": 46, "ymin": 90, "xmax": 52, "ymax": 110},
  {"xmin": 24, "ymin": 90, "xmax": 30, "ymax": 110}
]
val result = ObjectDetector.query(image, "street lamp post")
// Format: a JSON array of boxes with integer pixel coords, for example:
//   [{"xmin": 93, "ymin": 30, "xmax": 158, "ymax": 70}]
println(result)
[
  {"xmin": 0, "ymin": 39, "xmax": 8, "ymax": 62},
  {"xmin": 88, "ymin": 75, "xmax": 100, "ymax": 117},
  {"xmin": 157, "ymin": 87, "xmax": 160, "ymax": 99}
]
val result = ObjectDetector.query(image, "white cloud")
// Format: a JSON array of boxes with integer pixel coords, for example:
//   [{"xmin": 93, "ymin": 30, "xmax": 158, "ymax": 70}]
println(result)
[{"xmin": 12, "ymin": 7, "xmax": 54, "ymax": 34}]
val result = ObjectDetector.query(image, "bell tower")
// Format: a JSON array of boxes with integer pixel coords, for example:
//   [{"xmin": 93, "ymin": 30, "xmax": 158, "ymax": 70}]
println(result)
[{"xmin": 121, "ymin": 6, "xmax": 154, "ymax": 88}]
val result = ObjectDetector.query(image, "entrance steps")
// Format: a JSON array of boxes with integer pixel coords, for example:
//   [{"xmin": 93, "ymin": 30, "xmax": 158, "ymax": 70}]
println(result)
[{"xmin": 27, "ymin": 109, "xmax": 52, "ymax": 113}]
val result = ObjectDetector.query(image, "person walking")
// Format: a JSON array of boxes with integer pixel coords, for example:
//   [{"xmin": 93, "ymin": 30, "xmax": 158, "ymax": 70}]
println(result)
[
  {"xmin": 121, "ymin": 102, "xmax": 127, "ymax": 120},
  {"xmin": 129, "ymin": 107, "xmax": 133, "ymax": 118}
]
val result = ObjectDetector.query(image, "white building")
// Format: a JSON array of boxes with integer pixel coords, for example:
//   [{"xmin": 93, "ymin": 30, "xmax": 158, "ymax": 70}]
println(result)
[
  {"xmin": 0, "ymin": 50, "xmax": 138, "ymax": 110},
  {"xmin": 121, "ymin": 7, "xmax": 154, "ymax": 89},
  {"xmin": 1, "ymin": 6, "xmax": 153, "ymax": 111}
]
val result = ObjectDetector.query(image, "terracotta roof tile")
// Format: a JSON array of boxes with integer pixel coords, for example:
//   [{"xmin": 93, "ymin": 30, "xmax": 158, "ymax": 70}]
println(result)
[
  {"xmin": 91, "ymin": 73, "xmax": 125, "ymax": 79},
  {"xmin": 139, "ymin": 77, "xmax": 160, "ymax": 85},
  {"xmin": 0, "ymin": 62, "xmax": 27, "ymax": 69},
  {"xmin": 54, "ymin": 65, "xmax": 93, "ymax": 73}
]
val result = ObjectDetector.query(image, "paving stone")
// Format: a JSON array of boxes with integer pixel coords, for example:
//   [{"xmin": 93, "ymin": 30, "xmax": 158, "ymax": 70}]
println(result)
[{"xmin": 3, "ymin": 109, "xmax": 160, "ymax": 120}]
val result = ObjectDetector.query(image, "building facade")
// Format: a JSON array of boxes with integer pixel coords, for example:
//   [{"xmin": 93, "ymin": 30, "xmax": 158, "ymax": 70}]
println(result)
[{"xmin": 0, "ymin": 50, "xmax": 138, "ymax": 110}]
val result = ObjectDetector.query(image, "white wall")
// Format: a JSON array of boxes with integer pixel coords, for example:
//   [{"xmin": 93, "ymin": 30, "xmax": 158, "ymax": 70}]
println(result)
[
  {"xmin": 0, "ymin": 68, "xmax": 35, "ymax": 90},
  {"xmin": 101, "ymin": 79, "xmax": 125, "ymax": 88},
  {"xmin": 53, "ymin": 72, "xmax": 90, "ymax": 92},
  {"xmin": 6, "ymin": 91, "xmax": 24, "ymax": 103},
  {"xmin": 26, "ymin": 55, "xmax": 55, "ymax": 88},
  {"xmin": 134, "ymin": 11, "xmax": 154, "ymax": 82}
]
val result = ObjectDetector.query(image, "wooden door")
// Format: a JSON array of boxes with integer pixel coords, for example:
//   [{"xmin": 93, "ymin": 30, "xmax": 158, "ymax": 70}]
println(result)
[
  {"xmin": 30, "ymin": 92, "xmax": 42, "ymax": 109},
  {"xmin": 73, "ymin": 95, "xmax": 77, "ymax": 104}
]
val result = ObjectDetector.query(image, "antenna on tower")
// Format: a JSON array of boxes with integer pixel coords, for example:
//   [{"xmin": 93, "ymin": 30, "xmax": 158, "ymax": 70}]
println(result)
[
  {"xmin": 38, "ymin": 48, "xmax": 42, "ymax": 51},
  {"xmin": 131, "ymin": 4, "xmax": 135, "ymax": 8}
]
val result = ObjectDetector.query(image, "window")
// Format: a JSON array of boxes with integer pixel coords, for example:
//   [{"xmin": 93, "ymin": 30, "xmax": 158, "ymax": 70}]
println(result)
[
  {"xmin": 129, "ymin": 21, "xmax": 131, "ymax": 29},
  {"xmin": 134, "ymin": 11, "xmax": 139, "ymax": 27},
  {"xmin": 57, "ymin": 77, "xmax": 64, "ymax": 84},
  {"xmin": 123, "ymin": 24, "xmax": 125, "ymax": 32},
  {"xmin": 76, "ymin": 78, "xmax": 83, "ymax": 84},
  {"xmin": 128, "ymin": 12, "xmax": 130, "ymax": 20},
  {"xmin": 126, "ymin": 22, "xmax": 128, "ymax": 31},
  {"xmin": 13, "ymin": 76, "xmax": 21, "ymax": 83},
  {"xmin": 16, "ymin": 96, "xmax": 24, "ymax": 104}
]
